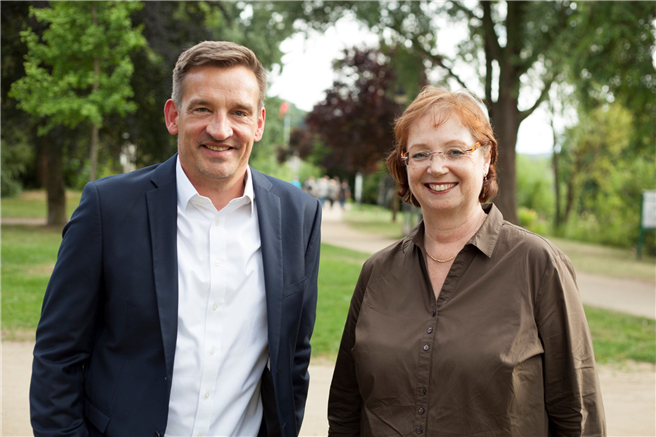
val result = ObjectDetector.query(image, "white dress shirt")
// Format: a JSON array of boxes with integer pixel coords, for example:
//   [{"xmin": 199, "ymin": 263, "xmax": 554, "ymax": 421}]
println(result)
[{"xmin": 166, "ymin": 158, "xmax": 268, "ymax": 437}]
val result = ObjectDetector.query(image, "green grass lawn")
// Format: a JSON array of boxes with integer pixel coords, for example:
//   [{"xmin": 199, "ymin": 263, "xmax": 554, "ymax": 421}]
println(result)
[
  {"xmin": 344, "ymin": 204, "xmax": 405, "ymax": 239},
  {"xmin": 1, "ymin": 190, "xmax": 82, "ymax": 219},
  {"xmin": 2, "ymin": 223, "xmax": 653, "ymax": 363}
]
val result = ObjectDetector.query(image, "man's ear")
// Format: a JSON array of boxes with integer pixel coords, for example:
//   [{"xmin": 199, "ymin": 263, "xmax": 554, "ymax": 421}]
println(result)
[
  {"xmin": 164, "ymin": 99, "xmax": 179, "ymax": 135},
  {"xmin": 254, "ymin": 107, "xmax": 266, "ymax": 142}
]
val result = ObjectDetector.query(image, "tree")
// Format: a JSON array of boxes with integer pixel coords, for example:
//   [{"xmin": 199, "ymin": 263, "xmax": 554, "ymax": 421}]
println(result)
[
  {"xmin": 10, "ymin": 2, "xmax": 145, "ymax": 181},
  {"xmin": 300, "ymin": 48, "xmax": 422, "ymax": 175},
  {"xmin": 9, "ymin": 1, "xmax": 145, "ymax": 224},
  {"xmin": 556, "ymin": 103, "xmax": 655, "ymax": 248},
  {"xmin": 284, "ymin": 1, "xmax": 656, "ymax": 224}
]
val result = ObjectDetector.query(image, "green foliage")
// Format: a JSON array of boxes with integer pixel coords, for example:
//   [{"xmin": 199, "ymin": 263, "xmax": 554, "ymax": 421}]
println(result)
[
  {"xmin": 556, "ymin": 104, "xmax": 656, "ymax": 249},
  {"xmin": 566, "ymin": 2, "xmax": 656, "ymax": 152},
  {"xmin": 516, "ymin": 154, "xmax": 555, "ymax": 220},
  {"xmin": 1, "ymin": 135, "xmax": 34, "ymax": 198},
  {"xmin": 9, "ymin": 1, "xmax": 146, "ymax": 135}
]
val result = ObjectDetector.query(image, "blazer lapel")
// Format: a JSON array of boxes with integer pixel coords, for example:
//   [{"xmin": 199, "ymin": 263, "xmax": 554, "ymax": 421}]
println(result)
[
  {"xmin": 251, "ymin": 168, "xmax": 283, "ymax": 368},
  {"xmin": 146, "ymin": 155, "xmax": 179, "ymax": 379}
]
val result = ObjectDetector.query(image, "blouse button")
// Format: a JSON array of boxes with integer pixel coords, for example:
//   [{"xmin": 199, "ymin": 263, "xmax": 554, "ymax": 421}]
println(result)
[
  {"xmin": 423, "ymin": 344, "xmax": 430, "ymax": 351},
  {"xmin": 415, "ymin": 427, "xmax": 423, "ymax": 434},
  {"xmin": 418, "ymin": 407, "xmax": 425, "ymax": 415},
  {"xmin": 432, "ymin": 310, "xmax": 436, "ymax": 317},
  {"xmin": 427, "ymin": 327, "xmax": 433, "ymax": 334}
]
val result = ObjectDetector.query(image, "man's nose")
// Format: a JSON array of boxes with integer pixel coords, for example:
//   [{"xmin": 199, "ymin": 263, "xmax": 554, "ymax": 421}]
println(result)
[{"xmin": 206, "ymin": 112, "xmax": 232, "ymax": 140}]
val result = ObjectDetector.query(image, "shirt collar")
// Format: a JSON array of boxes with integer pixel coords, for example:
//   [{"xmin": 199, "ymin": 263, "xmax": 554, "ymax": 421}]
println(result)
[
  {"xmin": 176, "ymin": 156, "xmax": 256, "ymax": 216},
  {"xmin": 405, "ymin": 203, "xmax": 504, "ymax": 259}
]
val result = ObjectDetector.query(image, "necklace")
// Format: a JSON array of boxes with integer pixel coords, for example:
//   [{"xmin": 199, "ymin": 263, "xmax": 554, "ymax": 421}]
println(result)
[{"xmin": 425, "ymin": 249, "xmax": 457, "ymax": 263}]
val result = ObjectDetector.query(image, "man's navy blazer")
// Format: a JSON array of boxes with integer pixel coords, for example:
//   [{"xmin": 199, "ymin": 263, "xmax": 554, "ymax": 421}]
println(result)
[{"xmin": 30, "ymin": 154, "xmax": 322, "ymax": 437}]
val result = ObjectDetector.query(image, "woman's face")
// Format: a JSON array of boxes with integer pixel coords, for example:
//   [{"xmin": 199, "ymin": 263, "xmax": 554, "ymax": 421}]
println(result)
[{"xmin": 406, "ymin": 113, "xmax": 490, "ymax": 217}]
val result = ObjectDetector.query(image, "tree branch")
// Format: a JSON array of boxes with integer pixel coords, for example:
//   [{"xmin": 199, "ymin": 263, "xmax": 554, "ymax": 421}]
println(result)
[
  {"xmin": 519, "ymin": 77, "xmax": 554, "ymax": 122},
  {"xmin": 481, "ymin": 1, "xmax": 502, "ymax": 61},
  {"xmin": 449, "ymin": 1, "xmax": 478, "ymax": 22},
  {"xmin": 413, "ymin": 39, "xmax": 470, "ymax": 90}
]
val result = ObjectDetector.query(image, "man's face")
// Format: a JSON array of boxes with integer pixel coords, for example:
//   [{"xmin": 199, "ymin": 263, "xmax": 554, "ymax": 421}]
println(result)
[{"xmin": 164, "ymin": 65, "xmax": 265, "ymax": 191}]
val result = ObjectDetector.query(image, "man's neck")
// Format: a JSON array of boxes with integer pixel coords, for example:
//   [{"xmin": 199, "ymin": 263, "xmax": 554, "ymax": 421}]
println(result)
[{"xmin": 189, "ymin": 169, "xmax": 248, "ymax": 212}]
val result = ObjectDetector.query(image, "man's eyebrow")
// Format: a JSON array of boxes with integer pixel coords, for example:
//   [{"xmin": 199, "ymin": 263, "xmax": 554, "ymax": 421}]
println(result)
[
  {"xmin": 232, "ymin": 102, "xmax": 255, "ymax": 113},
  {"xmin": 187, "ymin": 99, "xmax": 211, "ymax": 108}
]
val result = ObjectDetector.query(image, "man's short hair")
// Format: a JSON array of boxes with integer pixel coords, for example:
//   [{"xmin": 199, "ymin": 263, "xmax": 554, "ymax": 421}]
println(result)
[{"xmin": 171, "ymin": 40, "xmax": 267, "ymax": 109}]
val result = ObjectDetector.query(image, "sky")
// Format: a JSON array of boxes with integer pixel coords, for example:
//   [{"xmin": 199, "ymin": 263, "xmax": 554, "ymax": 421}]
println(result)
[{"xmin": 268, "ymin": 16, "xmax": 557, "ymax": 155}]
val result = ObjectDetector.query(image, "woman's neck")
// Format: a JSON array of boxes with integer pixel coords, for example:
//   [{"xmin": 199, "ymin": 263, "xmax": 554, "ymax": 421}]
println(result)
[{"xmin": 423, "ymin": 204, "xmax": 486, "ymax": 247}]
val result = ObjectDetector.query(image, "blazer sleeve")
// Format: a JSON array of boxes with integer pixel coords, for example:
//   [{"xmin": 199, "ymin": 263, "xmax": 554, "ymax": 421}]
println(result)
[
  {"xmin": 292, "ymin": 199, "xmax": 322, "ymax": 434},
  {"xmin": 30, "ymin": 183, "xmax": 103, "ymax": 437},
  {"xmin": 535, "ymin": 253, "xmax": 607, "ymax": 436},
  {"xmin": 327, "ymin": 260, "xmax": 372, "ymax": 437}
]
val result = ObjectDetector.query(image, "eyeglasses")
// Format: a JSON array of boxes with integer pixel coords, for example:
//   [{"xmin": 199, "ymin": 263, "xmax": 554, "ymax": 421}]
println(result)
[{"xmin": 401, "ymin": 142, "xmax": 482, "ymax": 167}]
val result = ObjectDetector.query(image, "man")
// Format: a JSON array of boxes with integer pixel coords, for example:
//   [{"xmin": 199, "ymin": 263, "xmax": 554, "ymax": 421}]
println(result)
[{"xmin": 30, "ymin": 41, "xmax": 322, "ymax": 437}]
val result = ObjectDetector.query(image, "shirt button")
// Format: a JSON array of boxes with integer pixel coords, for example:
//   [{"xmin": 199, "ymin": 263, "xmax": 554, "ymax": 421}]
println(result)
[
  {"xmin": 418, "ymin": 407, "xmax": 425, "ymax": 415},
  {"xmin": 209, "ymin": 348, "xmax": 215, "ymax": 355},
  {"xmin": 215, "ymin": 220, "xmax": 220, "ymax": 226},
  {"xmin": 215, "ymin": 260, "xmax": 221, "ymax": 267},
  {"xmin": 416, "ymin": 427, "xmax": 423, "ymax": 434},
  {"xmin": 419, "ymin": 388, "xmax": 427, "ymax": 395},
  {"xmin": 432, "ymin": 310, "xmax": 436, "ymax": 317},
  {"xmin": 427, "ymin": 327, "xmax": 433, "ymax": 334},
  {"xmin": 423, "ymin": 344, "xmax": 430, "ymax": 351},
  {"xmin": 204, "ymin": 392, "xmax": 210, "ymax": 399},
  {"xmin": 212, "ymin": 303, "xmax": 218, "ymax": 311}
]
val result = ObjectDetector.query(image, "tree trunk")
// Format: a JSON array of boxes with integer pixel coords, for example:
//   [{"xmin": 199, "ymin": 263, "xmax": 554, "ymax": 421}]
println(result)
[
  {"xmin": 89, "ymin": 5, "xmax": 99, "ymax": 182},
  {"xmin": 489, "ymin": 95, "xmax": 521, "ymax": 225},
  {"xmin": 90, "ymin": 122, "xmax": 99, "ymax": 181},
  {"xmin": 46, "ymin": 127, "xmax": 67, "ymax": 226},
  {"xmin": 551, "ymin": 122, "xmax": 561, "ymax": 229}
]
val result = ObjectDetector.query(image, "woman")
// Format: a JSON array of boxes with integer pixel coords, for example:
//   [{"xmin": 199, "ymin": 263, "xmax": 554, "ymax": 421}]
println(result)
[{"xmin": 328, "ymin": 87, "xmax": 605, "ymax": 436}]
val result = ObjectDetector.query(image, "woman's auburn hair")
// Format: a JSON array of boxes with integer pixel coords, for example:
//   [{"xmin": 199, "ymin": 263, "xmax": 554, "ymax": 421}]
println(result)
[{"xmin": 386, "ymin": 86, "xmax": 499, "ymax": 207}]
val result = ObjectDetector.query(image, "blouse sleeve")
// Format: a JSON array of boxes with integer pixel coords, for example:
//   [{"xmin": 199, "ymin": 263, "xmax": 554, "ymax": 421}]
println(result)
[
  {"xmin": 535, "ymin": 252, "xmax": 607, "ymax": 436},
  {"xmin": 327, "ymin": 261, "xmax": 372, "ymax": 437}
]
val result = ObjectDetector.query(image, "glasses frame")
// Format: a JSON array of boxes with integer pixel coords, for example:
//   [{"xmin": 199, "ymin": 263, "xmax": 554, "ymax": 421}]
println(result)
[{"xmin": 401, "ymin": 142, "xmax": 482, "ymax": 167}]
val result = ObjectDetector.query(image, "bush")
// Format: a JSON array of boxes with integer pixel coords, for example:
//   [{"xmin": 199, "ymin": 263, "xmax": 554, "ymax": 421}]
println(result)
[{"xmin": 1, "ymin": 138, "xmax": 34, "ymax": 198}]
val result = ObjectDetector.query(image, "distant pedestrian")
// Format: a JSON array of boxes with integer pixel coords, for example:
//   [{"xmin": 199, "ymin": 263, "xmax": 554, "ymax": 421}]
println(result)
[
  {"xmin": 290, "ymin": 176, "xmax": 302, "ymax": 189},
  {"xmin": 328, "ymin": 177, "xmax": 340, "ymax": 208},
  {"xmin": 338, "ymin": 180, "xmax": 351, "ymax": 209},
  {"xmin": 317, "ymin": 175, "xmax": 330, "ymax": 206},
  {"xmin": 303, "ymin": 176, "xmax": 318, "ymax": 198}
]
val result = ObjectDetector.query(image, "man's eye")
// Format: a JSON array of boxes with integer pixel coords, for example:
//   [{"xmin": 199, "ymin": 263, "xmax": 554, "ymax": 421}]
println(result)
[
  {"xmin": 194, "ymin": 107, "xmax": 210, "ymax": 113},
  {"xmin": 234, "ymin": 111, "xmax": 247, "ymax": 117}
]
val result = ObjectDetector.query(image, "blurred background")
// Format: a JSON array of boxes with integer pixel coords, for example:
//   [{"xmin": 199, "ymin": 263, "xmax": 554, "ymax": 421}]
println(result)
[{"xmin": 2, "ymin": 1, "xmax": 655, "ymax": 254}]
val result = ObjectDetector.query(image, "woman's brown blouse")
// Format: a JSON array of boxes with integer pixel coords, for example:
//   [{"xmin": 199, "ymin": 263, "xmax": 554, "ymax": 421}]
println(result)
[{"xmin": 328, "ymin": 203, "xmax": 606, "ymax": 437}]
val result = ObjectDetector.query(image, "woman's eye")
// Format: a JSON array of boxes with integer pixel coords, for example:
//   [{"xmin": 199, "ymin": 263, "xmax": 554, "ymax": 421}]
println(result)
[
  {"xmin": 412, "ymin": 152, "xmax": 430, "ymax": 160},
  {"xmin": 447, "ymin": 148, "xmax": 466, "ymax": 157}
]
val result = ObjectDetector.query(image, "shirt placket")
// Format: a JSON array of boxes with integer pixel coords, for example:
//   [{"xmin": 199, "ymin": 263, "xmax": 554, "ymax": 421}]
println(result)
[
  {"xmin": 413, "ymin": 300, "xmax": 437, "ymax": 435},
  {"xmin": 191, "ymin": 208, "xmax": 226, "ymax": 437}
]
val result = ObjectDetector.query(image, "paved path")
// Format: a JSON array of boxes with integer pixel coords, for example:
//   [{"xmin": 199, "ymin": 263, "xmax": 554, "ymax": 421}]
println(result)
[{"xmin": 2, "ymin": 209, "xmax": 655, "ymax": 436}]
